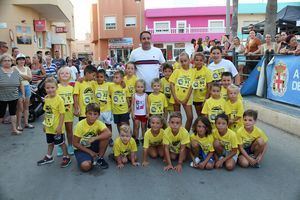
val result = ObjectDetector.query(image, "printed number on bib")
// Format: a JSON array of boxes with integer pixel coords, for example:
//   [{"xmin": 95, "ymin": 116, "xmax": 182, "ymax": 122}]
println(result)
[
  {"xmin": 96, "ymin": 89, "xmax": 108, "ymax": 102},
  {"xmin": 192, "ymin": 78, "xmax": 206, "ymax": 90}
]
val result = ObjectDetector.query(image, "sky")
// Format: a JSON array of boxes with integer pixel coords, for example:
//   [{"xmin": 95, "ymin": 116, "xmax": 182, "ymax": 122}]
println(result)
[{"xmin": 71, "ymin": 0, "xmax": 299, "ymax": 40}]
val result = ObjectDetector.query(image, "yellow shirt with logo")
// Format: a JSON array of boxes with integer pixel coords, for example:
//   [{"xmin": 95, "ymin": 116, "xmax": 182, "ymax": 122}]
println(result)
[
  {"xmin": 124, "ymin": 75, "xmax": 137, "ymax": 98},
  {"xmin": 213, "ymin": 128, "xmax": 238, "ymax": 151},
  {"xmin": 143, "ymin": 129, "xmax": 164, "ymax": 148},
  {"xmin": 148, "ymin": 93, "xmax": 168, "ymax": 115},
  {"xmin": 163, "ymin": 127, "xmax": 190, "ymax": 154},
  {"xmin": 57, "ymin": 84, "xmax": 74, "ymax": 122},
  {"xmin": 113, "ymin": 137, "xmax": 138, "ymax": 157},
  {"xmin": 74, "ymin": 80, "xmax": 96, "ymax": 117},
  {"xmin": 202, "ymin": 97, "xmax": 226, "ymax": 124},
  {"xmin": 190, "ymin": 134, "xmax": 215, "ymax": 155},
  {"xmin": 43, "ymin": 95, "xmax": 65, "ymax": 134},
  {"xmin": 74, "ymin": 119, "xmax": 107, "ymax": 149},
  {"xmin": 221, "ymin": 86, "xmax": 243, "ymax": 101},
  {"xmin": 173, "ymin": 62, "xmax": 181, "ymax": 70},
  {"xmin": 225, "ymin": 99, "xmax": 244, "ymax": 132},
  {"xmin": 160, "ymin": 77, "xmax": 174, "ymax": 111},
  {"xmin": 169, "ymin": 68, "xmax": 195, "ymax": 105},
  {"xmin": 94, "ymin": 82, "xmax": 112, "ymax": 112},
  {"xmin": 109, "ymin": 83, "xmax": 130, "ymax": 114},
  {"xmin": 192, "ymin": 66, "xmax": 213, "ymax": 102},
  {"xmin": 236, "ymin": 126, "xmax": 268, "ymax": 148}
]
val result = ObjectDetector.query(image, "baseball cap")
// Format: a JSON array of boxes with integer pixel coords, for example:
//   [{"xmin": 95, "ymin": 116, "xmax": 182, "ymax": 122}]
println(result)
[{"xmin": 16, "ymin": 53, "xmax": 26, "ymax": 60}]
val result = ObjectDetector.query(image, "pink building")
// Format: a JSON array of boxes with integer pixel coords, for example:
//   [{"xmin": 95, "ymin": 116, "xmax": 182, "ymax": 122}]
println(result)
[{"xmin": 145, "ymin": 6, "xmax": 232, "ymax": 60}]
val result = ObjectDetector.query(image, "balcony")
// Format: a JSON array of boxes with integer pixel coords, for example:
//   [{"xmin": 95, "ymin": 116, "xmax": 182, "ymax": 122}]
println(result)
[{"xmin": 147, "ymin": 27, "xmax": 226, "ymax": 35}]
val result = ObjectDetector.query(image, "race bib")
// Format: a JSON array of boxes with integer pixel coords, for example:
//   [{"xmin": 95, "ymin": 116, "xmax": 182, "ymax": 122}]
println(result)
[
  {"xmin": 113, "ymin": 91, "xmax": 126, "ymax": 105},
  {"xmin": 209, "ymin": 106, "xmax": 222, "ymax": 123},
  {"xmin": 95, "ymin": 89, "xmax": 108, "ymax": 102},
  {"xmin": 212, "ymin": 68, "xmax": 225, "ymax": 81},
  {"xmin": 150, "ymin": 102, "xmax": 163, "ymax": 114},
  {"xmin": 59, "ymin": 92, "xmax": 74, "ymax": 105},
  {"xmin": 83, "ymin": 88, "xmax": 94, "ymax": 105},
  {"xmin": 128, "ymin": 86, "xmax": 135, "ymax": 95},
  {"xmin": 176, "ymin": 76, "xmax": 191, "ymax": 89},
  {"xmin": 43, "ymin": 113, "xmax": 54, "ymax": 127},
  {"xmin": 192, "ymin": 77, "xmax": 206, "ymax": 90}
]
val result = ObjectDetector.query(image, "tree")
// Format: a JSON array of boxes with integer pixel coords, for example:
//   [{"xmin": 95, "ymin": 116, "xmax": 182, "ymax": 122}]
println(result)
[
  {"xmin": 231, "ymin": 0, "xmax": 238, "ymax": 38},
  {"xmin": 264, "ymin": 0, "xmax": 277, "ymax": 39}
]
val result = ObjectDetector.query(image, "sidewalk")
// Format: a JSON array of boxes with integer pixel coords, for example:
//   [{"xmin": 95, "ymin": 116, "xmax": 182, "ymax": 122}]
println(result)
[{"xmin": 243, "ymin": 96, "xmax": 300, "ymax": 137}]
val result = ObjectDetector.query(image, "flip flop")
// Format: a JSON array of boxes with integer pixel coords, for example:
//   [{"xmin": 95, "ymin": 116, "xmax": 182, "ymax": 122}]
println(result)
[
  {"xmin": 17, "ymin": 126, "xmax": 23, "ymax": 131},
  {"xmin": 24, "ymin": 124, "xmax": 34, "ymax": 129},
  {"xmin": 12, "ymin": 130, "xmax": 22, "ymax": 135}
]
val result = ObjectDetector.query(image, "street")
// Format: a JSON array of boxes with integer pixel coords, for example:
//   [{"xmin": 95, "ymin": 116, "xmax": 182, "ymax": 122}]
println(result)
[{"xmin": 0, "ymin": 115, "xmax": 300, "ymax": 200}]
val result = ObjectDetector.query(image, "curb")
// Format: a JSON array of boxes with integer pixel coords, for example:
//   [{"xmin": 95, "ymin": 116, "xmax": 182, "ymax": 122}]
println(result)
[{"xmin": 244, "ymin": 100, "xmax": 300, "ymax": 137}]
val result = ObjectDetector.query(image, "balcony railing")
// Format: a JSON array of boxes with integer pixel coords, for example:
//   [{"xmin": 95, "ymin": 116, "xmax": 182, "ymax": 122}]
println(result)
[{"xmin": 146, "ymin": 27, "xmax": 226, "ymax": 34}]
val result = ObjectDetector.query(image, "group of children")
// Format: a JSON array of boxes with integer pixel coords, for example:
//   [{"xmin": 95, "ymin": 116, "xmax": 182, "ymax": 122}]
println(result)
[{"xmin": 37, "ymin": 51, "xmax": 268, "ymax": 172}]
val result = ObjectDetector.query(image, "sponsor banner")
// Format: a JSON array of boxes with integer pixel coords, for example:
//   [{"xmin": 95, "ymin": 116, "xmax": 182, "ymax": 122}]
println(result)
[{"xmin": 108, "ymin": 38, "xmax": 133, "ymax": 49}]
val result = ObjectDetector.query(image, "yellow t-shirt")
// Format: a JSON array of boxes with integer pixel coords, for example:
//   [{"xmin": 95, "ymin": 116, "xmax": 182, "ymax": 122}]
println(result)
[
  {"xmin": 173, "ymin": 62, "xmax": 181, "ymax": 70},
  {"xmin": 57, "ymin": 84, "xmax": 74, "ymax": 122},
  {"xmin": 148, "ymin": 93, "xmax": 168, "ymax": 115},
  {"xmin": 74, "ymin": 80, "xmax": 96, "ymax": 117},
  {"xmin": 113, "ymin": 137, "xmax": 138, "ymax": 157},
  {"xmin": 143, "ymin": 129, "xmax": 164, "ymax": 148},
  {"xmin": 225, "ymin": 99, "xmax": 244, "ymax": 132},
  {"xmin": 124, "ymin": 75, "xmax": 137, "ymax": 98},
  {"xmin": 108, "ymin": 83, "xmax": 130, "ymax": 114},
  {"xmin": 192, "ymin": 66, "xmax": 213, "ymax": 102},
  {"xmin": 236, "ymin": 126, "xmax": 268, "ymax": 148},
  {"xmin": 221, "ymin": 86, "xmax": 243, "ymax": 101},
  {"xmin": 190, "ymin": 134, "xmax": 215, "ymax": 155},
  {"xmin": 160, "ymin": 77, "xmax": 174, "ymax": 111},
  {"xmin": 169, "ymin": 68, "xmax": 195, "ymax": 105},
  {"xmin": 43, "ymin": 95, "xmax": 65, "ymax": 134},
  {"xmin": 94, "ymin": 82, "xmax": 112, "ymax": 112},
  {"xmin": 163, "ymin": 127, "xmax": 190, "ymax": 154},
  {"xmin": 202, "ymin": 97, "xmax": 226, "ymax": 124},
  {"xmin": 74, "ymin": 119, "xmax": 107, "ymax": 148},
  {"xmin": 213, "ymin": 128, "xmax": 238, "ymax": 151}
]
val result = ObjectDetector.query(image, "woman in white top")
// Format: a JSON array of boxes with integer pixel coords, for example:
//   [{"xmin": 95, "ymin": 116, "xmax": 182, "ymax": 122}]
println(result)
[
  {"xmin": 261, "ymin": 34, "xmax": 278, "ymax": 55},
  {"xmin": 13, "ymin": 53, "xmax": 34, "ymax": 130}
]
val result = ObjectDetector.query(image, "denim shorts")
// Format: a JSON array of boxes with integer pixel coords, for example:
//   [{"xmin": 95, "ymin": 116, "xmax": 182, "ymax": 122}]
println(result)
[
  {"xmin": 19, "ymin": 85, "xmax": 31, "ymax": 98},
  {"xmin": 74, "ymin": 141, "xmax": 99, "ymax": 167}
]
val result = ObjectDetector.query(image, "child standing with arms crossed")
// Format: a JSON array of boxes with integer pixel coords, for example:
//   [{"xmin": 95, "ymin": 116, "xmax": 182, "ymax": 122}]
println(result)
[
  {"xmin": 37, "ymin": 77, "xmax": 71, "ymax": 168},
  {"xmin": 131, "ymin": 79, "xmax": 148, "ymax": 145},
  {"xmin": 57, "ymin": 67, "xmax": 75, "ymax": 156},
  {"xmin": 160, "ymin": 63, "xmax": 174, "ymax": 120},
  {"xmin": 192, "ymin": 52, "xmax": 213, "ymax": 116},
  {"xmin": 169, "ymin": 52, "xmax": 195, "ymax": 131},
  {"xmin": 237, "ymin": 110, "xmax": 268, "ymax": 168},
  {"xmin": 163, "ymin": 112, "xmax": 190, "ymax": 173},
  {"xmin": 142, "ymin": 115, "xmax": 165, "ymax": 166}
]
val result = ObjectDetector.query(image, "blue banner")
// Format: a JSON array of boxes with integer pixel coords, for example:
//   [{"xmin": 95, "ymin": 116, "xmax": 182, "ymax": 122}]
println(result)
[
  {"xmin": 241, "ymin": 57, "xmax": 265, "ymax": 96},
  {"xmin": 266, "ymin": 55, "xmax": 300, "ymax": 107}
]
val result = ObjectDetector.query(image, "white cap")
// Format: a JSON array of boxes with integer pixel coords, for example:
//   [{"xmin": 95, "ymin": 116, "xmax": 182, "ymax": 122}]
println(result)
[{"xmin": 16, "ymin": 53, "xmax": 26, "ymax": 60}]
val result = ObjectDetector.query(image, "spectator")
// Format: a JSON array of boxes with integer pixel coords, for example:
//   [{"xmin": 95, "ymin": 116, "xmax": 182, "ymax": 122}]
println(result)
[
  {"xmin": 43, "ymin": 55, "xmax": 57, "ymax": 77},
  {"xmin": 25, "ymin": 56, "xmax": 31, "ymax": 68},
  {"xmin": 277, "ymin": 31, "xmax": 288, "ymax": 53},
  {"xmin": 0, "ymin": 41, "xmax": 9, "ymax": 56},
  {"xmin": 221, "ymin": 34, "xmax": 230, "ymax": 46},
  {"xmin": 31, "ymin": 54, "xmax": 45, "ymax": 85},
  {"xmin": 229, "ymin": 37, "xmax": 245, "ymax": 82},
  {"xmin": 0, "ymin": 53, "xmax": 24, "ymax": 134},
  {"xmin": 204, "ymin": 40, "xmax": 216, "ymax": 53},
  {"xmin": 279, "ymin": 34, "xmax": 300, "ymax": 56},
  {"xmin": 11, "ymin": 47, "xmax": 20, "ymax": 66},
  {"xmin": 261, "ymin": 34, "xmax": 278, "ymax": 55},
  {"xmin": 203, "ymin": 36, "xmax": 210, "ymax": 47},
  {"xmin": 247, "ymin": 24, "xmax": 264, "ymax": 42},
  {"xmin": 67, "ymin": 58, "xmax": 79, "ymax": 86},
  {"xmin": 274, "ymin": 34, "xmax": 281, "ymax": 45},
  {"xmin": 52, "ymin": 50, "xmax": 66, "ymax": 69},
  {"xmin": 194, "ymin": 38, "xmax": 204, "ymax": 53},
  {"xmin": 72, "ymin": 52, "xmax": 80, "ymax": 73},
  {"xmin": 245, "ymin": 30, "xmax": 262, "ymax": 73}
]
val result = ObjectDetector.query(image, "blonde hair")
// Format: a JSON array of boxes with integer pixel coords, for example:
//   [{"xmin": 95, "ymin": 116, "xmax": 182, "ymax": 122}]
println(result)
[
  {"xmin": 119, "ymin": 124, "xmax": 131, "ymax": 136},
  {"xmin": 179, "ymin": 51, "xmax": 190, "ymax": 60},
  {"xmin": 44, "ymin": 77, "xmax": 58, "ymax": 87},
  {"xmin": 57, "ymin": 67, "xmax": 71, "ymax": 82},
  {"xmin": 227, "ymin": 84, "xmax": 240, "ymax": 93},
  {"xmin": 135, "ymin": 79, "xmax": 146, "ymax": 91}
]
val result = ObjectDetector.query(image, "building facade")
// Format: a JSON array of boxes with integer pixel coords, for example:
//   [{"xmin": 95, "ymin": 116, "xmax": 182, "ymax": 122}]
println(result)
[
  {"xmin": 0, "ymin": 0, "xmax": 75, "ymax": 58},
  {"xmin": 91, "ymin": 0, "xmax": 144, "ymax": 63},
  {"xmin": 145, "ymin": 6, "xmax": 230, "ymax": 60},
  {"xmin": 74, "ymin": 33, "xmax": 94, "ymax": 60}
]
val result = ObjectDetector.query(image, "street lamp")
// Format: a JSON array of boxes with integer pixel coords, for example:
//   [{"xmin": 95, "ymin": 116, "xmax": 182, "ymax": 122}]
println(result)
[{"xmin": 135, "ymin": 0, "xmax": 142, "ymax": 33}]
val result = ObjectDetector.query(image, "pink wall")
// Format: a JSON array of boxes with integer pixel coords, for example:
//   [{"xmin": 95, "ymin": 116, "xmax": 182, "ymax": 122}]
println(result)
[{"xmin": 151, "ymin": 33, "xmax": 224, "ymax": 43}]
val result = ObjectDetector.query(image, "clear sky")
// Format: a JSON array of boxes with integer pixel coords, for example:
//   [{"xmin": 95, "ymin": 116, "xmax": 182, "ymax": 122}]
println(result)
[{"xmin": 71, "ymin": 0, "xmax": 299, "ymax": 40}]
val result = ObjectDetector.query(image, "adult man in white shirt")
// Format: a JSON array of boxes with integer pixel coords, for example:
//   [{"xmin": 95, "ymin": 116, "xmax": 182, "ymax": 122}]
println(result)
[{"xmin": 129, "ymin": 31, "xmax": 165, "ymax": 92}]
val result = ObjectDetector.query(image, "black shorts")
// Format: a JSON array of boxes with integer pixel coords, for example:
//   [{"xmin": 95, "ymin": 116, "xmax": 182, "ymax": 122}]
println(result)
[
  {"xmin": 74, "ymin": 141, "xmax": 99, "ymax": 167},
  {"xmin": 113, "ymin": 113, "xmax": 130, "ymax": 124},
  {"xmin": 0, "ymin": 99, "xmax": 18, "ymax": 118},
  {"xmin": 193, "ymin": 101, "xmax": 204, "ymax": 106},
  {"xmin": 46, "ymin": 134, "xmax": 65, "ymax": 145}
]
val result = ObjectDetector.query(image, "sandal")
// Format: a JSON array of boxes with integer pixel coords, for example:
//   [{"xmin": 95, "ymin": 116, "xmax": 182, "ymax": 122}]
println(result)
[
  {"xmin": 17, "ymin": 126, "xmax": 23, "ymax": 131},
  {"xmin": 12, "ymin": 130, "xmax": 22, "ymax": 135},
  {"xmin": 24, "ymin": 124, "xmax": 34, "ymax": 129}
]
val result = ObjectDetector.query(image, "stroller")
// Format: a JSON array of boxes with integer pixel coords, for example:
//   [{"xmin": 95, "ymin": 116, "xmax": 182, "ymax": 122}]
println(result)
[{"xmin": 28, "ymin": 77, "xmax": 47, "ymax": 123}]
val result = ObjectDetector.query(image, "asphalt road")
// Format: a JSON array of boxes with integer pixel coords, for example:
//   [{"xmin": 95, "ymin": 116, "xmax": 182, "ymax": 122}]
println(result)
[{"xmin": 0, "ymin": 115, "xmax": 300, "ymax": 200}]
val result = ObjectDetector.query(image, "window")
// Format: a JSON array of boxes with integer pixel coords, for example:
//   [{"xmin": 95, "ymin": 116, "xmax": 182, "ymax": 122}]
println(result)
[
  {"xmin": 125, "ymin": 17, "xmax": 136, "ymax": 27},
  {"xmin": 208, "ymin": 20, "xmax": 224, "ymax": 33},
  {"xmin": 154, "ymin": 21, "xmax": 170, "ymax": 33},
  {"xmin": 176, "ymin": 21, "xmax": 186, "ymax": 33},
  {"xmin": 173, "ymin": 43, "xmax": 185, "ymax": 59},
  {"xmin": 37, "ymin": 32, "xmax": 44, "ymax": 49},
  {"xmin": 104, "ymin": 16, "xmax": 116, "ymax": 30}
]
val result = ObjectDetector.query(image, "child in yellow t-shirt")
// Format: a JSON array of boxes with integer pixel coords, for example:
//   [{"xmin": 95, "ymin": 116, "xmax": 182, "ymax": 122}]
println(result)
[
  {"xmin": 73, "ymin": 103, "xmax": 112, "ymax": 172},
  {"xmin": 169, "ymin": 52, "xmax": 195, "ymax": 131},
  {"xmin": 202, "ymin": 83, "xmax": 226, "ymax": 127},
  {"xmin": 213, "ymin": 113, "xmax": 239, "ymax": 171},
  {"xmin": 37, "ymin": 77, "xmax": 71, "ymax": 168},
  {"xmin": 113, "ymin": 124, "xmax": 139, "ymax": 169},
  {"xmin": 173, "ymin": 56, "xmax": 181, "ymax": 70},
  {"xmin": 189, "ymin": 116, "xmax": 215, "ymax": 170},
  {"xmin": 225, "ymin": 84, "xmax": 244, "ymax": 132},
  {"xmin": 74, "ymin": 65, "xmax": 97, "ymax": 121},
  {"xmin": 142, "ymin": 115, "xmax": 165, "ymax": 166},
  {"xmin": 237, "ymin": 110, "xmax": 268, "ymax": 168},
  {"xmin": 57, "ymin": 67, "xmax": 75, "ymax": 156},
  {"xmin": 108, "ymin": 70, "xmax": 131, "ymax": 131},
  {"xmin": 160, "ymin": 62, "xmax": 174, "ymax": 119},
  {"xmin": 163, "ymin": 112, "xmax": 190, "ymax": 173},
  {"xmin": 221, "ymin": 72, "xmax": 243, "ymax": 101},
  {"xmin": 147, "ymin": 78, "xmax": 168, "ymax": 117},
  {"xmin": 124, "ymin": 62, "xmax": 137, "ymax": 104},
  {"xmin": 192, "ymin": 52, "xmax": 213, "ymax": 116}
]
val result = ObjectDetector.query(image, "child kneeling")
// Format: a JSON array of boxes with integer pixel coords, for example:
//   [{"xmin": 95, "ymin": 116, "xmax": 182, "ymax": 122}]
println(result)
[{"xmin": 73, "ymin": 103, "xmax": 112, "ymax": 172}]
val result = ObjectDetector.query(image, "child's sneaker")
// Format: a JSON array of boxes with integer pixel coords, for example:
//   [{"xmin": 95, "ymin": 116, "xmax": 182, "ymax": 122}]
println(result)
[
  {"xmin": 67, "ymin": 145, "xmax": 74, "ymax": 155},
  {"xmin": 37, "ymin": 156, "xmax": 54, "ymax": 166},
  {"xmin": 57, "ymin": 146, "xmax": 63, "ymax": 157},
  {"xmin": 97, "ymin": 157, "xmax": 109, "ymax": 169},
  {"xmin": 253, "ymin": 163, "xmax": 261, "ymax": 168},
  {"xmin": 61, "ymin": 157, "xmax": 71, "ymax": 168}
]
